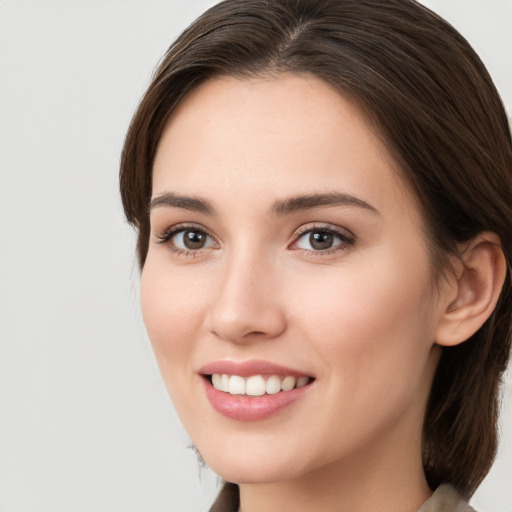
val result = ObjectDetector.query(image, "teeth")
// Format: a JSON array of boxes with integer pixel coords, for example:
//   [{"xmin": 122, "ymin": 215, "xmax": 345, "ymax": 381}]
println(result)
[
  {"xmin": 211, "ymin": 373, "xmax": 310, "ymax": 395},
  {"xmin": 220, "ymin": 374, "xmax": 230, "ymax": 392},
  {"xmin": 281, "ymin": 376, "xmax": 296, "ymax": 391},
  {"xmin": 212, "ymin": 373, "xmax": 222, "ymax": 389},
  {"xmin": 228, "ymin": 375, "xmax": 246, "ymax": 395},
  {"xmin": 265, "ymin": 375, "xmax": 281, "ymax": 395},
  {"xmin": 296, "ymin": 376, "xmax": 309, "ymax": 388},
  {"xmin": 246, "ymin": 375, "xmax": 266, "ymax": 396}
]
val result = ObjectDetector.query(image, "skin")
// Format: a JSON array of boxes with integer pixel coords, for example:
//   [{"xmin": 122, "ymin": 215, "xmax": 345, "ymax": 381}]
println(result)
[{"xmin": 141, "ymin": 74, "xmax": 456, "ymax": 512}]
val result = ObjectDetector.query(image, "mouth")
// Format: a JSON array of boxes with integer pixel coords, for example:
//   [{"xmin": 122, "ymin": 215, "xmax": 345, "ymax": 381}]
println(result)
[
  {"xmin": 205, "ymin": 373, "xmax": 313, "ymax": 396},
  {"xmin": 199, "ymin": 360, "xmax": 315, "ymax": 421}
]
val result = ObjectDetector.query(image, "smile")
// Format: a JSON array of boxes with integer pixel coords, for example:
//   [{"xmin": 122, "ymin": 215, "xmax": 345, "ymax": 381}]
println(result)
[
  {"xmin": 210, "ymin": 373, "xmax": 311, "ymax": 396},
  {"xmin": 200, "ymin": 361, "xmax": 315, "ymax": 421}
]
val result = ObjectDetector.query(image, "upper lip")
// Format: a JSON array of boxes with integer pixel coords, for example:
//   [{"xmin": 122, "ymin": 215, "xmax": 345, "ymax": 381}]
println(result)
[{"xmin": 199, "ymin": 359, "xmax": 313, "ymax": 378}]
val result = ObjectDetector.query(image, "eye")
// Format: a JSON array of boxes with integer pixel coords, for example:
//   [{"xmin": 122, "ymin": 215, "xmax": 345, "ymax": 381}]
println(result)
[
  {"xmin": 299, "ymin": 231, "xmax": 338, "ymax": 251},
  {"xmin": 291, "ymin": 225, "xmax": 355, "ymax": 253},
  {"xmin": 175, "ymin": 229, "xmax": 214, "ymax": 249},
  {"xmin": 157, "ymin": 225, "xmax": 217, "ymax": 253}
]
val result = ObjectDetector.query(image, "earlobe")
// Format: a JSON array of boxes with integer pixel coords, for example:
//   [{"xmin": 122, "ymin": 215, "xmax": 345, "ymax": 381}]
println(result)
[{"xmin": 435, "ymin": 232, "xmax": 506, "ymax": 347}]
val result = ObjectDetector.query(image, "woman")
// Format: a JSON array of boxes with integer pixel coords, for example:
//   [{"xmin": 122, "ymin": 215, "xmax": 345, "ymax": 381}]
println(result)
[{"xmin": 120, "ymin": 0, "xmax": 512, "ymax": 510}]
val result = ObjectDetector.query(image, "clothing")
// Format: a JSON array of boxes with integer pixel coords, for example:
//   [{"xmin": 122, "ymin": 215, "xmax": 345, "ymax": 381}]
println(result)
[
  {"xmin": 209, "ymin": 482, "xmax": 476, "ymax": 512},
  {"xmin": 209, "ymin": 483, "xmax": 239, "ymax": 512},
  {"xmin": 418, "ymin": 485, "xmax": 476, "ymax": 512}
]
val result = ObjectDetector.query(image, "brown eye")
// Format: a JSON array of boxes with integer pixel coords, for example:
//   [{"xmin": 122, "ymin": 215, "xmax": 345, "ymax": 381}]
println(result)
[
  {"xmin": 292, "ymin": 226, "xmax": 354, "ymax": 254},
  {"xmin": 159, "ymin": 226, "xmax": 217, "ymax": 252},
  {"xmin": 183, "ymin": 230, "xmax": 207, "ymax": 249},
  {"xmin": 309, "ymin": 231, "xmax": 334, "ymax": 250}
]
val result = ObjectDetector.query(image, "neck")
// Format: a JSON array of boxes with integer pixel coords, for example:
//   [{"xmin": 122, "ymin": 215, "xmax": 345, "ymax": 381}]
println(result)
[{"xmin": 238, "ymin": 433, "xmax": 431, "ymax": 512}]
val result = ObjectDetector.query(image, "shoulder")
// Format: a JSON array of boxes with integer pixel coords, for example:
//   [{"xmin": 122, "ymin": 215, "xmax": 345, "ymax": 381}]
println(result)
[
  {"xmin": 209, "ymin": 483, "xmax": 476, "ymax": 512},
  {"xmin": 418, "ymin": 485, "xmax": 477, "ymax": 512}
]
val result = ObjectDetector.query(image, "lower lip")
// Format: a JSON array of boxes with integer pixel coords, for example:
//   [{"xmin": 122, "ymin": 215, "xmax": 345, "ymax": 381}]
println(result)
[{"xmin": 202, "ymin": 378, "xmax": 312, "ymax": 421}]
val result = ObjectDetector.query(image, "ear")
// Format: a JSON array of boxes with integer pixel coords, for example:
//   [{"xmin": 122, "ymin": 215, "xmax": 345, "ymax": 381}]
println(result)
[{"xmin": 435, "ymin": 232, "xmax": 506, "ymax": 347}]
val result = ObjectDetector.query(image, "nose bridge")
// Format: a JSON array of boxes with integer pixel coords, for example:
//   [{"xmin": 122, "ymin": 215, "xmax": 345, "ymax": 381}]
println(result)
[{"xmin": 207, "ymin": 243, "xmax": 286, "ymax": 343}]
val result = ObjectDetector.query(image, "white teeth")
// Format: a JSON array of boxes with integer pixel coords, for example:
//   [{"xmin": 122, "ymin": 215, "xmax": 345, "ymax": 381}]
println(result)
[
  {"xmin": 211, "ymin": 373, "xmax": 310, "ymax": 395},
  {"xmin": 281, "ymin": 376, "xmax": 296, "ymax": 391},
  {"xmin": 212, "ymin": 373, "xmax": 222, "ymax": 389},
  {"xmin": 265, "ymin": 375, "xmax": 281, "ymax": 395},
  {"xmin": 296, "ymin": 376, "xmax": 309, "ymax": 388},
  {"xmin": 246, "ymin": 375, "xmax": 266, "ymax": 396},
  {"xmin": 220, "ymin": 374, "xmax": 230, "ymax": 392},
  {"xmin": 228, "ymin": 375, "xmax": 246, "ymax": 395}
]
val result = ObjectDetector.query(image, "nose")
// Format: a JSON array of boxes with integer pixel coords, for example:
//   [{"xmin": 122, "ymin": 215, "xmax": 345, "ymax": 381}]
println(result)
[{"xmin": 206, "ymin": 251, "xmax": 287, "ymax": 344}]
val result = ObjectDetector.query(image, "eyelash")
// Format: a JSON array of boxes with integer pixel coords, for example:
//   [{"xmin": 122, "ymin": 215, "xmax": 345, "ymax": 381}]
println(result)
[
  {"xmin": 290, "ymin": 223, "xmax": 355, "ymax": 256},
  {"xmin": 156, "ymin": 223, "xmax": 217, "ymax": 257},
  {"xmin": 155, "ymin": 223, "xmax": 355, "ymax": 257}
]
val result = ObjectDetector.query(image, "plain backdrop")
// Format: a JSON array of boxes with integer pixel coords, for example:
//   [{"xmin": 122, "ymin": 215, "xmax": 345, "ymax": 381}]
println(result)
[{"xmin": 0, "ymin": 1, "xmax": 511, "ymax": 511}]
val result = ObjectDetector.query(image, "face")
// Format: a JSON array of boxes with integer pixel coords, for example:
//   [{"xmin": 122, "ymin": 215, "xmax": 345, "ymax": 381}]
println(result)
[{"xmin": 142, "ymin": 74, "xmax": 444, "ymax": 486}]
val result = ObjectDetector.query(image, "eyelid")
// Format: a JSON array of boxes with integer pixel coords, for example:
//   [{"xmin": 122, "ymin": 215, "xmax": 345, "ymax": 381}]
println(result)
[
  {"xmin": 156, "ymin": 222, "xmax": 219, "ymax": 251},
  {"xmin": 293, "ymin": 222, "xmax": 354, "ymax": 238},
  {"xmin": 154, "ymin": 221, "xmax": 354, "ymax": 256},
  {"xmin": 289, "ymin": 223, "xmax": 356, "ymax": 253}
]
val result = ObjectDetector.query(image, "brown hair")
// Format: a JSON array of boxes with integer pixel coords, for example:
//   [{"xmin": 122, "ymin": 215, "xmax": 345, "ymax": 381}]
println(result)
[{"xmin": 120, "ymin": 0, "xmax": 512, "ymax": 496}]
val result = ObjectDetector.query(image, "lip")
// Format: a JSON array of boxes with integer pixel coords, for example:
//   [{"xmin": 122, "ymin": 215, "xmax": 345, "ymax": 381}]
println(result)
[
  {"xmin": 199, "ymin": 359, "xmax": 312, "ymax": 378},
  {"xmin": 199, "ymin": 360, "xmax": 314, "ymax": 421}
]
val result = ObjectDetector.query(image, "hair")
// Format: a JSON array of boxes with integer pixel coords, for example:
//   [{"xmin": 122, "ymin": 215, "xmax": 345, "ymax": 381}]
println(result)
[{"xmin": 120, "ymin": 0, "xmax": 512, "ymax": 497}]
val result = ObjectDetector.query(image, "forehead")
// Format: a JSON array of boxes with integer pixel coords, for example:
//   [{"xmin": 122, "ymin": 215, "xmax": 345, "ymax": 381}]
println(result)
[{"xmin": 152, "ymin": 73, "xmax": 419, "ymax": 223}]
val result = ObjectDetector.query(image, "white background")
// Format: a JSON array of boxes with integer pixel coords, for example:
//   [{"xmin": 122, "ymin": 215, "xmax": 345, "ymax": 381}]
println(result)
[{"xmin": 0, "ymin": 1, "xmax": 511, "ymax": 511}]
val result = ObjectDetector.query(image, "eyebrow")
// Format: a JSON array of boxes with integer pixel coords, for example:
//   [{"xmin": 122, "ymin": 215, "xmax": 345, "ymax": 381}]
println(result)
[
  {"xmin": 149, "ymin": 192, "xmax": 215, "ymax": 215},
  {"xmin": 149, "ymin": 191, "xmax": 379, "ymax": 217},
  {"xmin": 271, "ymin": 192, "xmax": 380, "ymax": 216}
]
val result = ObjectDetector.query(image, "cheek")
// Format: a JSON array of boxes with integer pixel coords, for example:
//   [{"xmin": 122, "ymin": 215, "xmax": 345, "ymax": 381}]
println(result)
[
  {"xmin": 140, "ymin": 259, "xmax": 208, "ymax": 364},
  {"xmin": 290, "ymin": 248, "xmax": 435, "ymax": 396},
  {"xmin": 283, "ymin": 256, "xmax": 437, "ymax": 460}
]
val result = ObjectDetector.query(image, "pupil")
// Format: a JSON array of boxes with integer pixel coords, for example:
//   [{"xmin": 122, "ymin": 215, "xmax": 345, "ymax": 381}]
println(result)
[
  {"xmin": 310, "ymin": 231, "xmax": 333, "ymax": 250},
  {"xmin": 184, "ymin": 230, "xmax": 206, "ymax": 249}
]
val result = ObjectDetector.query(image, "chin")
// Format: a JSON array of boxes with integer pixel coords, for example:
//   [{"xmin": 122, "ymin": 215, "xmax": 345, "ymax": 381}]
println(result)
[{"xmin": 198, "ymin": 443, "xmax": 306, "ymax": 485}]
